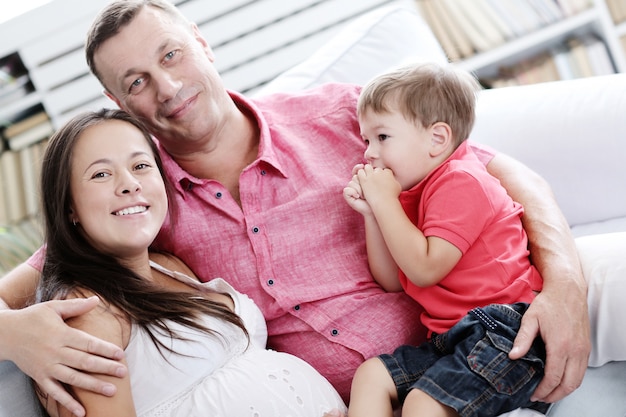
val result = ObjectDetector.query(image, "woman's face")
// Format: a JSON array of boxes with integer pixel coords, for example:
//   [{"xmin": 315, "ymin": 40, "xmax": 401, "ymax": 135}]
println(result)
[{"xmin": 69, "ymin": 119, "xmax": 168, "ymax": 260}]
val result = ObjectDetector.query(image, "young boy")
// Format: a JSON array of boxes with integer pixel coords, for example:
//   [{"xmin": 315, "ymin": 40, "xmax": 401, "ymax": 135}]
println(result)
[{"xmin": 343, "ymin": 62, "xmax": 549, "ymax": 417}]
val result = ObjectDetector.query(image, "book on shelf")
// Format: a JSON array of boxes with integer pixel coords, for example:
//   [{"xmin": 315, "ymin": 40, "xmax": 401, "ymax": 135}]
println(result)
[
  {"xmin": 528, "ymin": 0, "xmax": 564, "ymax": 25},
  {"xmin": 473, "ymin": 0, "xmax": 516, "ymax": 41},
  {"xmin": 519, "ymin": 54, "xmax": 561, "ymax": 85},
  {"xmin": 483, "ymin": 52, "xmax": 560, "ymax": 88},
  {"xmin": 483, "ymin": 0, "xmax": 529, "ymax": 37},
  {"xmin": 5, "ymin": 117, "xmax": 54, "ymax": 151},
  {"xmin": 439, "ymin": 0, "xmax": 492, "ymax": 53},
  {"xmin": 551, "ymin": 46, "xmax": 576, "ymax": 80},
  {"xmin": 555, "ymin": 0, "xmax": 579, "ymax": 17},
  {"xmin": 0, "ymin": 150, "xmax": 27, "ymax": 224},
  {"xmin": 449, "ymin": 0, "xmax": 506, "ymax": 51},
  {"xmin": 606, "ymin": 0, "xmax": 626, "ymax": 24},
  {"xmin": 3, "ymin": 110, "xmax": 49, "ymax": 138},
  {"xmin": 571, "ymin": 0, "xmax": 593, "ymax": 14},
  {"xmin": 492, "ymin": 35, "xmax": 615, "ymax": 86},
  {"xmin": 0, "ymin": 74, "xmax": 29, "ymax": 109},
  {"xmin": 581, "ymin": 36, "xmax": 615, "ymax": 76},
  {"xmin": 0, "ymin": 159, "xmax": 6, "ymax": 225},
  {"xmin": 430, "ymin": 0, "xmax": 474, "ymax": 59},
  {"xmin": 502, "ymin": 0, "xmax": 544, "ymax": 33},
  {"xmin": 416, "ymin": 0, "xmax": 463, "ymax": 61},
  {"xmin": 567, "ymin": 38, "xmax": 595, "ymax": 78},
  {"xmin": 18, "ymin": 145, "xmax": 40, "ymax": 219}
]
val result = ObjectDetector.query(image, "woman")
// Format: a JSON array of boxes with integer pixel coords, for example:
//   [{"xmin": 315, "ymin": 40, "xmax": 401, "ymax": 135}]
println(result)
[{"xmin": 35, "ymin": 108, "xmax": 346, "ymax": 417}]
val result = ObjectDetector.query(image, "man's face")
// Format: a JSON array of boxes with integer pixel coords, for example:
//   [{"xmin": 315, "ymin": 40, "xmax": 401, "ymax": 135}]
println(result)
[{"xmin": 93, "ymin": 7, "xmax": 228, "ymax": 150}]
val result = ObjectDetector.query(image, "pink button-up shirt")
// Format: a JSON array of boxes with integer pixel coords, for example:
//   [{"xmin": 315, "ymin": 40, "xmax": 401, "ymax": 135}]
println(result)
[{"xmin": 152, "ymin": 85, "xmax": 425, "ymax": 363}]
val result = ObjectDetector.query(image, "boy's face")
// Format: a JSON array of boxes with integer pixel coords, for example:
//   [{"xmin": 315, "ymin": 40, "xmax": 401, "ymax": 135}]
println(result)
[{"xmin": 360, "ymin": 107, "xmax": 439, "ymax": 191}]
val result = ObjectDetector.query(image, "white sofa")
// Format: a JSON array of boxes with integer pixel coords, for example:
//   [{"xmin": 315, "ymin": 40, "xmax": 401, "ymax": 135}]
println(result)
[
  {"xmin": 257, "ymin": 5, "xmax": 626, "ymax": 416},
  {"xmin": 2, "ymin": 3, "xmax": 625, "ymax": 416}
]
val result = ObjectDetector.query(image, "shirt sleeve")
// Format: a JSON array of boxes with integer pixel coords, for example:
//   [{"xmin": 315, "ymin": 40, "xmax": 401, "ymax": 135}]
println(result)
[
  {"xmin": 467, "ymin": 140, "xmax": 497, "ymax": 166},
  {"xmin": 26, "ymin": 245, "xmax": 45, "ymax": 272},
  {"xmin": 421, "ymin": 170, "xmax": 495, "ymax": 254}
]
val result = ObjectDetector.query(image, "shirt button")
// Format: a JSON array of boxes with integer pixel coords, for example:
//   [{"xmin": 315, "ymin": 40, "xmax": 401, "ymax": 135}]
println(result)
[
  {"xmin": 260, "ymin": 170, "xmax": 267, "ymax": 176},
  {"xmin": 252, "ymin": 226, "xmax": 260, "ymax": 233},
  {"xmin": 293, "ymin": 305, "xmax": 300, "ymax": 311},
  {"xmin": 331, "ymin": 329, "xmax": 339, "ymax": 336},
  {"xmin": 267, "ymin": 279, "xmax": 274, "ymax": 286},
  {"xmin": 215, "ymin": 192, "xmax": 223, "ymax": 199}
]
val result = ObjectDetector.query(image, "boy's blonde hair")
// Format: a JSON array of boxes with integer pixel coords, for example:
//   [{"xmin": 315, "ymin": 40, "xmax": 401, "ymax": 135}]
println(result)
[{"xmin": 357, "ymin": 62, "xmax": 481, "ymax": 147}]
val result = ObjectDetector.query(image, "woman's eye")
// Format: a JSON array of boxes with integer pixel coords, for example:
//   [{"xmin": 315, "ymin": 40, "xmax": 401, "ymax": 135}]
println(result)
[
  {"xmin": 135, "ymin": 163, "xmax": 150, "ymax": 170},
  {"xmin": 378, "ymin": 134, "xmax": 389, "ymax": 141},
  {"xmin": 92, "ymin": 172, "xmax": 109, "ymax": 179}
]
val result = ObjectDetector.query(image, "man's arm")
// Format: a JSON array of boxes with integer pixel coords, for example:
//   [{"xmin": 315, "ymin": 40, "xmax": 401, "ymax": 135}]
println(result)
[
  {"xmin": 486, "ymin": 152, "xmax": 590, "ymax": 403},
  {"xmin": 0, "ymin": 263, "xmax": 127, "ymax": 417}
]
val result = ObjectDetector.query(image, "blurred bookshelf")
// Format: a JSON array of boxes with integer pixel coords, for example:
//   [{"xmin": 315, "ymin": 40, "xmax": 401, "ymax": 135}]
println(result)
[{"xmin": 416, "ymin": 0, "xmax": 626, "ymax": 87}]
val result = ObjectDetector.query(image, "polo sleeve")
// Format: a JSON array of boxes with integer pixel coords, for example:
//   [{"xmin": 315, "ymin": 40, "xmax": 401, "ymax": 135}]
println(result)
[{"xmin": 421, "ymin": 170, "xmax": 495, "ymax": 254}]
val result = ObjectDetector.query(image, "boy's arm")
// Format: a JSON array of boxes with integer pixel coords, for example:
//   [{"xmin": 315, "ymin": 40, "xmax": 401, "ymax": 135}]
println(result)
[
  {"xmin": 360, "ymin": 167, "xmax": 462, "ymax": 287},
  {"xmin": 344, "ymin": 170, "xmax": 402, "ymax": 291},
  {"xmin": 363, "ymin": 214, "xmax": 402, "ymax": 291},
  {"xmin": 369, "ymin": 196, "xmax": 461, "ymax": 287},
  {"xmin": 486, "ymin": 152, "xmax": 590, "ymax": 403},
  {"xmin": 0, "ymin": 263, "xmax": 127, "ymax": 417}
]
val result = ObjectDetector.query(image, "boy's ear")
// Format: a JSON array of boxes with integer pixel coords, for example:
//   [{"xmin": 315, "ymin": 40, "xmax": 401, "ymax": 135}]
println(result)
[{"xmin": 429, "ymin": 122, "xmax": 453, "ymax": 157}]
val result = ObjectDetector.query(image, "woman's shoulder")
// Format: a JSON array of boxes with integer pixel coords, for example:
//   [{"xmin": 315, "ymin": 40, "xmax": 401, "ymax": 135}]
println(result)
[
  {"xmin": 62, "ymin": 289, "xmax": 128, "ymax": 349},
  {"xmin": 148, "ymin": 252, "xmax": 236, "ymax": 312},
  {"xmin": 149, "ymin": 251, "xmax": 197, "ymax": 278}
]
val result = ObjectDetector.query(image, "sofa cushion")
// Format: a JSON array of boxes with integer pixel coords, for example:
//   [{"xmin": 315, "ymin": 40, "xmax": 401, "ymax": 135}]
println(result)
[
  {"xmin": 576, "ymin": 232, "xmax": 626, "ymax": 366},
  {"xmin": 0, "ymin": 361, "xmax": 41, "ymax": 416},
  {"xmin": 256, "ymin": 1, "xmax": 447, "ymax": 95}
]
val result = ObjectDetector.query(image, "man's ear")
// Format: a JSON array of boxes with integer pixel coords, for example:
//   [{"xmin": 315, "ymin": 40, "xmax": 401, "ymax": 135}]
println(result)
[
  {"xmin": 103, "ymin": 89, "xmax": 122, "ymax": 109},
  {"xmin": 429, "ymin": 122, "xmax": 453, "ymax": 157},
  {"xmin": 192, "ymin": 23, "xmax": 215, "ymax": 62}
]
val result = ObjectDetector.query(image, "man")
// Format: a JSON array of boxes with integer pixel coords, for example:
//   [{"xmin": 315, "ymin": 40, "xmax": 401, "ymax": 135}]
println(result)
[{"xmin": 0, "ymin": 1, "xmax": 589, "ymax": 416}]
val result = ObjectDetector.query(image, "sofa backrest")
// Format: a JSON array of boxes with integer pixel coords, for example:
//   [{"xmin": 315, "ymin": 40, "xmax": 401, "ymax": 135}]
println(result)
[
  {"xmin": 4, "ymin": 0, "xmax": 403, "ymax": 129},
  {"xmin": 471, "ymin": 75, "xmax": 626, "ymax": 235}
]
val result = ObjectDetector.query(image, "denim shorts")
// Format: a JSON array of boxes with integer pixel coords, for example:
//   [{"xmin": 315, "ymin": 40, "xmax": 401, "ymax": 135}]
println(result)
[{"xmin": 379, "ymin": 303, "xmax": 550, "ymax": 417}]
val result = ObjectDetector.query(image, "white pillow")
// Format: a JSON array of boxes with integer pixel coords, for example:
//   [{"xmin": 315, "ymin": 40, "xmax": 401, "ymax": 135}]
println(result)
[
  {"xmin": 256, "ymin": 0, "xmax": 447, "ymax": 95},
  {"xmin": 576, "ymin": 232, "xmax": 626, "ymax": 367}
]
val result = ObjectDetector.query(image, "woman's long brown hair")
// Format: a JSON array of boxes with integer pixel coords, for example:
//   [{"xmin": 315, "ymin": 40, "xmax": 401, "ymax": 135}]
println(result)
[{"xmin": 37, "ymin": 109, "xmax": 247, "ymax": 355}]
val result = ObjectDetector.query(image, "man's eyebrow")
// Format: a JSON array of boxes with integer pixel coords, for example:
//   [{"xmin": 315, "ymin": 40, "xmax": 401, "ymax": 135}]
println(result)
[{"xmin": 121, "ymin": 41, "xmax": 171, "ymax": 81}]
